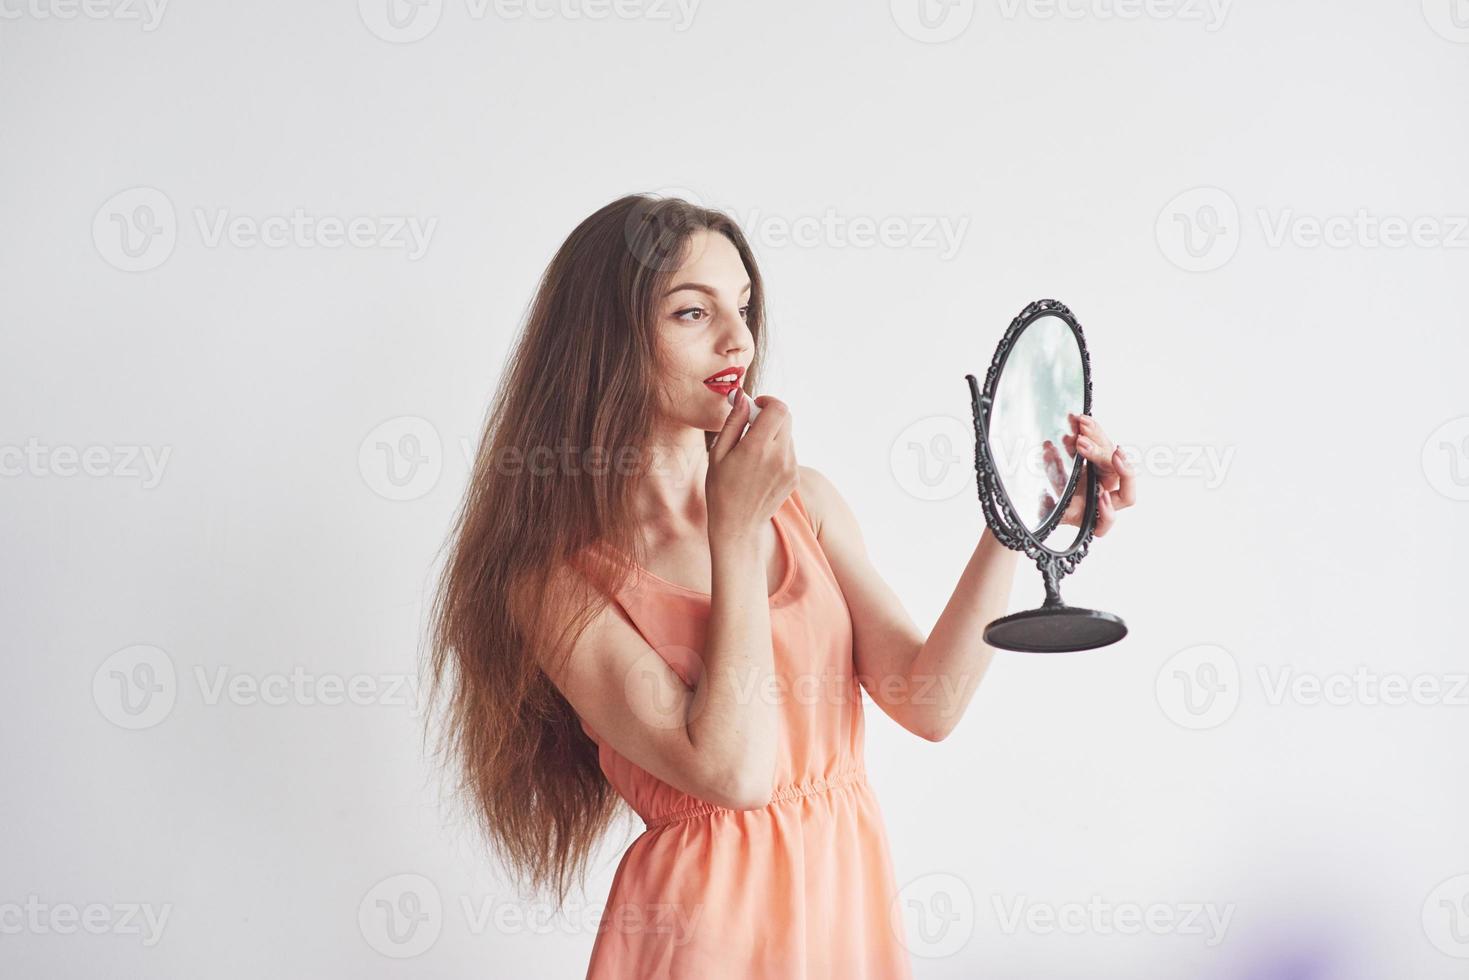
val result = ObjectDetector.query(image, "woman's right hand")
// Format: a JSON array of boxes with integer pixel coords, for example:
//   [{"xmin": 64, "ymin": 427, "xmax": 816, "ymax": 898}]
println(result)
[{"xmin": 706, "ymin": 392, "xmax": 797, "ymax": 542}]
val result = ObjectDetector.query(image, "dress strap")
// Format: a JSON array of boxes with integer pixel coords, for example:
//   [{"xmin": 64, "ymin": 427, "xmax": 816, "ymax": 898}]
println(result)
[{"xmin": 787, "ymin": 484, "xmax": 817, "ymax": 536}]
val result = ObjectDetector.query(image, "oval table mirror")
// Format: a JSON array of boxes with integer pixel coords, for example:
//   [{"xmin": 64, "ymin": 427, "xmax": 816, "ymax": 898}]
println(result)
[{"xmin": 965, "ymin": 298, "xmax": 1128, "ymax": 653}]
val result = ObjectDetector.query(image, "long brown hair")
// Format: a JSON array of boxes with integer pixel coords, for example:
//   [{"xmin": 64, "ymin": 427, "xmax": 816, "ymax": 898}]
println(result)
[{"xmin": 423, "ymin": 193, "xmax": 768, "ymax": 908}]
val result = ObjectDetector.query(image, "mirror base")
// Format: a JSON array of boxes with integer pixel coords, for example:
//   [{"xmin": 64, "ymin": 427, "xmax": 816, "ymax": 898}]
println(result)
[{"xmin": 984, "ymin": 605, "xmax": 1128, "ymax": 653}]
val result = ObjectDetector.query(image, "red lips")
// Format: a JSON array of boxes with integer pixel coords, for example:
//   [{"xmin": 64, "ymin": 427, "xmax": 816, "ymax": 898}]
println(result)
[{"xmin": 702, "ymin": 364, "xmax": 745, "ymax": 394}]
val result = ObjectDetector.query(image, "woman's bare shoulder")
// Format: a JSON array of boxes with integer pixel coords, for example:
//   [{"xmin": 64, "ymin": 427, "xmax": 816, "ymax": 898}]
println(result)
[{"xmin": 796, "ymin": 464, "xmax": 834, "ymax": 539}]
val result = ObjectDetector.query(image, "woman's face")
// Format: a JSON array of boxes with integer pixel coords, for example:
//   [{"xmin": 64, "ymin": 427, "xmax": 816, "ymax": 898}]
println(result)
[{"xmin": 654, "ymin": 228, "xmax": 755, "ymax": 433}]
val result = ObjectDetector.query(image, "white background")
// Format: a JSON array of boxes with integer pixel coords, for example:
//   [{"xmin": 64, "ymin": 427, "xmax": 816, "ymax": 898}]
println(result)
[{"xmin": 4, "ymin": 0, "xmax": 1469, "ymax": 976}]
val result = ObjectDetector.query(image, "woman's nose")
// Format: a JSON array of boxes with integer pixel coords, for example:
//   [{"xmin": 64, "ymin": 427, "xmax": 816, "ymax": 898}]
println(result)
[{"xmin": 718, "ymin": 305, "xmax": 753, "ymax": 352}]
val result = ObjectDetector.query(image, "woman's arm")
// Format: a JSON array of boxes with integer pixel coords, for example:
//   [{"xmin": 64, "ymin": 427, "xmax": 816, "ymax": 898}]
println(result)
[
  {"xmin": 798, "ymin": 465, "xmax": 1016, "ymax": 741},
  {"xmin": 798, "ymin": 416, "xmax": 1135, "ymax": 741}
]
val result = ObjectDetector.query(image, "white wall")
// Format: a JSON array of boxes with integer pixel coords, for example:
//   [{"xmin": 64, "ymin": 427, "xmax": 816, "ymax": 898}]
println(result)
[{"xmin": 3, "ymin": 0, "xmax": 1468, "ymax": 976}]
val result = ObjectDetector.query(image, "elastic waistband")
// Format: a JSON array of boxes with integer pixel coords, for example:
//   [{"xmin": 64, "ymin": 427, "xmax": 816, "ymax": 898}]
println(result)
[{"xmin": 643, "ymin": 769, "xmax": 868, "ymax": 829}]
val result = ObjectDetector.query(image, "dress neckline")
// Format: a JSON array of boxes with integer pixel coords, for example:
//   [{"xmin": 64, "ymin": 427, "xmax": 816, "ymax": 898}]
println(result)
[{"xmin": 621, "ymin": 502, "xmax": 797, "ymax": 602}]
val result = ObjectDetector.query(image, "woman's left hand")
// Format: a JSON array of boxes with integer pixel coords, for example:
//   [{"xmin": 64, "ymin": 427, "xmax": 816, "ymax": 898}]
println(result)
[{"xmin": 1039, "ymin": 413, "xmax": 1136, "ymax": 537}]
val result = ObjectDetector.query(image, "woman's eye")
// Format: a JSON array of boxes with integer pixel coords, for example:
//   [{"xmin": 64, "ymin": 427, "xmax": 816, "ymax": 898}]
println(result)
[
  {"xmin": 674, "ymin": 307, "xmax": 707, "ymax": 322},
  {"xmin": 739, "ymin": 306, "xmax": 751, "ymax": 319}
]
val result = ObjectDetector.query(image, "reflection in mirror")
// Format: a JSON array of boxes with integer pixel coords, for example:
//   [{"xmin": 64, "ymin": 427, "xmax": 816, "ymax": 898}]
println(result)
[{"xmin": 988, "ymin": 314, "xmax": 1085, "ymax": 534}]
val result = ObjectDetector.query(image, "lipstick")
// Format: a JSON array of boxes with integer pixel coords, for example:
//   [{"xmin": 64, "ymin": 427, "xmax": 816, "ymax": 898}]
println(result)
[{"xmin": 726, "ymin": 387, "xmax": 762, "ymax": 422}]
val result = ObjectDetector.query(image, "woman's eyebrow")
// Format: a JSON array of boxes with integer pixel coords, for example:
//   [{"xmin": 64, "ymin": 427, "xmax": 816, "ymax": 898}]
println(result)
[{"xmin": 664, "ymin": 280, "xmax": 753, "ymax": 298}]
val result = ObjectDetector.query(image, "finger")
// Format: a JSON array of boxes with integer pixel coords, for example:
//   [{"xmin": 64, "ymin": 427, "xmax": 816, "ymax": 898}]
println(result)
[
  {"xmin": 1040, "ymin": 491, "xmax": 1056, "ymax": 524},
  {"xmin": 1062, "ymin": 432, "xmax": 1078, "ymax": 457},
  {"xmin": 709, "ymin": 389, "xmax": 750, "ymax": 463},
  {"xmin": 1111, "ymin": 446, "xmax": 1137, "ymax": 508},
  {"xmin": 1073, "ymin": 413, "xmax": 1104, "ymax": 438},
  {"xmin": 1094, "ymin": 487, "xmax": 1116, "ymax": 537},
  {"xmin": 742, "ymin": 400, "xmax": 790, "ymax": 450},
  {"xmin": 1074, "ymin": 433, "xmax": 1121, "ymax": 492}
]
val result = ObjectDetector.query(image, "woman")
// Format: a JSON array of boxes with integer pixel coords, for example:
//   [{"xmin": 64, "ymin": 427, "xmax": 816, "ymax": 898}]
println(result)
[{"xmin": 424, "ymin": 193, "xmax": 1136, "ymax": 977}]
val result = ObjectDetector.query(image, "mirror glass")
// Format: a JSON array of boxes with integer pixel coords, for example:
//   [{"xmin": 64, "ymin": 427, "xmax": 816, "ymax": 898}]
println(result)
[{"xmin": 987, "ymin": 314, "xmax": 1086, "ymax": 535}]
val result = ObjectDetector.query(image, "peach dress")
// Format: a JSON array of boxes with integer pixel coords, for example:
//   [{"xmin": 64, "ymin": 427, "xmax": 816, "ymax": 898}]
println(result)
[{"xmin": 573, "ymin": 487, "xmax": 915, "ymax": 979}]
